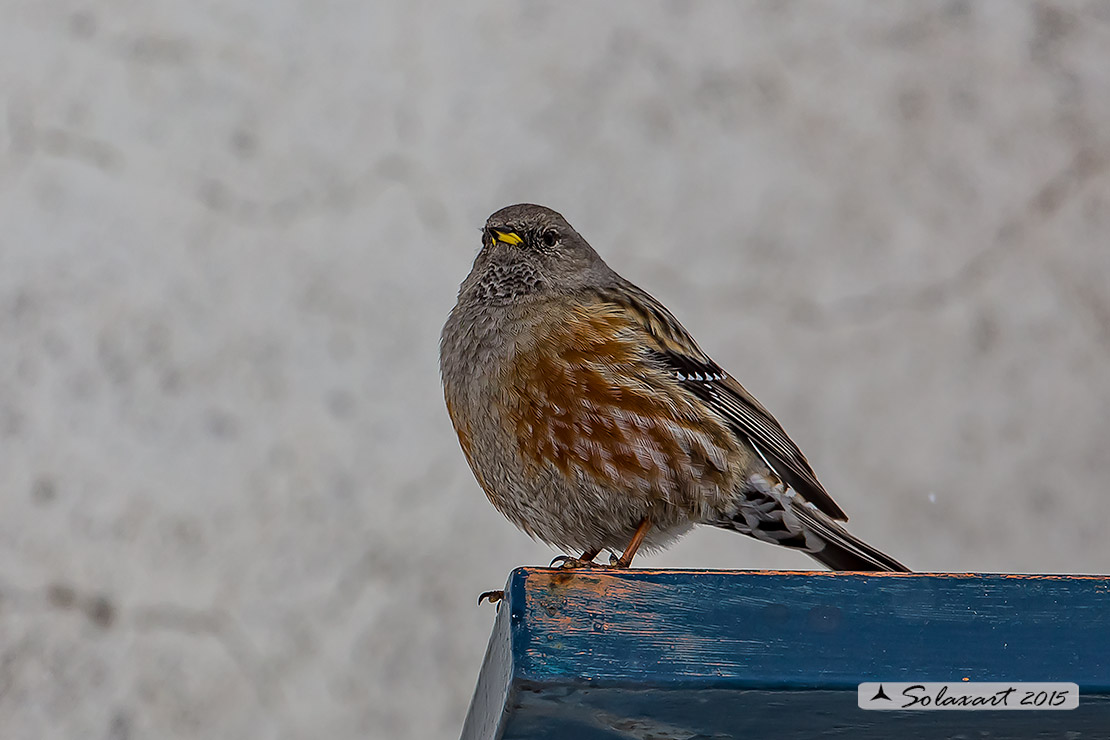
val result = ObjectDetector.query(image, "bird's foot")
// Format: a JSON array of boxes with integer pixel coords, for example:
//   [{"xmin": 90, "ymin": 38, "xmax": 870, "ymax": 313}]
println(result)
[
  {"xmin": 549, "ymin": 555, "xmax": 593, "ymax": 569},
  {"xmin": 608, "ymin": 551, "xmax": 633, "ymax": 568},
  {"xmin": 477, "ymin": 590, "xmax": 504, "ymax": 607},
  {"xmin": 550, "ymin": 552, "xmax": 601, "ymax": 569}
]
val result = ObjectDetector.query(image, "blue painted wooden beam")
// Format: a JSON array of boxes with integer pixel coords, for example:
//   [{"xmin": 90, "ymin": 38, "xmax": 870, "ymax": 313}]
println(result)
[{"xmin": 460, "ymin": 568, "xmax": 1110, "ymax": 739}]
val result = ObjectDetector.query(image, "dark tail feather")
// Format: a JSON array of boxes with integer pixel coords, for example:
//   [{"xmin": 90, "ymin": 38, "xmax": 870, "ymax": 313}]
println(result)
[
  {"xmin": 805, "ymin": 534, "xmax": 911, "ymax": 572},
  {"xmin": 792, "ymin": 503, "xmax": 911, "ymax": 572}
]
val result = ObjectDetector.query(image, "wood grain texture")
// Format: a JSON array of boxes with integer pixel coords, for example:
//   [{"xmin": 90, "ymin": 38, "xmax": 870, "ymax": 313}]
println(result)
[{"xmin": 460, "ymin": 568, "xmax": 1110, "ymax": 740}]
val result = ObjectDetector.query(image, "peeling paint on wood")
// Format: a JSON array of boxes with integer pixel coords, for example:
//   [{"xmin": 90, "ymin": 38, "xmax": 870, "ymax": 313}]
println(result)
[{"xmin": 460, "ymin": 569, "xmax": 1110, "ymax": 739}]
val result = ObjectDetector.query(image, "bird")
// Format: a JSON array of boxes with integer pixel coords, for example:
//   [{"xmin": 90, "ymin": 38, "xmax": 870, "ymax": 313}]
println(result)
[{"xmin": 440, "ymin": 203, "xmax": 908, "ymax": 572}]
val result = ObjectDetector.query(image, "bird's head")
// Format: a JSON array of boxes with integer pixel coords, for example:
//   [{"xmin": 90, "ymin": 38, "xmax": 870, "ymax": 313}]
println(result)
[{"xmin": 465, "ymin": 204, "xmax": 609, "ymax": 305}]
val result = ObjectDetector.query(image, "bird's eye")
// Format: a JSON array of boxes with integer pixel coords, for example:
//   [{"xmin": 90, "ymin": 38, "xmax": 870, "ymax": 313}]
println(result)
[{"xmin": 541, "ymin": 229, "xmax": 559, "ymax": 248}]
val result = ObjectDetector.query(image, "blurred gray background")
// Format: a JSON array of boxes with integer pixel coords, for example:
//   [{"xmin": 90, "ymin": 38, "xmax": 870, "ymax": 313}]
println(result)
[{"xmin": 2, "ymin": 1, "xmax": 1109, "ymax": 738}]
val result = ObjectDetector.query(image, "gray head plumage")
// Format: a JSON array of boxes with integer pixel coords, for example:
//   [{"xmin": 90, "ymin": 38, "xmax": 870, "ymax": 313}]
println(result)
[{"xmin": 461, "ymin": 204, "xmax": 612, "ymax": 305}]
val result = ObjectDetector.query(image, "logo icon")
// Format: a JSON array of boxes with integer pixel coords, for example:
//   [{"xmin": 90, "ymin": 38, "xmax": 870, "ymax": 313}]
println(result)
[{"xmin": 870, "ymin": 684, "xmax": 892, "ymax": 702}]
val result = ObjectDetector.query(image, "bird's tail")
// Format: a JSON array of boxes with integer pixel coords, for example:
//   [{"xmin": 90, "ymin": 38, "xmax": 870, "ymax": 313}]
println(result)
[{"xmin": 790, "ymin": 502, "xmax": 910, "ymax": 572}]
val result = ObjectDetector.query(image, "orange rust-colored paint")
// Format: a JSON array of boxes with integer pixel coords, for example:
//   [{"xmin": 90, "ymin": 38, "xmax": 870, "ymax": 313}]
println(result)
[{"xmin": 531, "ymin": 571, "xmax": 636, "ymax": 602}]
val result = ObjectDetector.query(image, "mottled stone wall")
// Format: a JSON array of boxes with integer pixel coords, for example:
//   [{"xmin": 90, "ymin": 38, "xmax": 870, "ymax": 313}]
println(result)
[{"xmin": 2, "ymin": 2, "xmax": 1108, "ymax": 738}]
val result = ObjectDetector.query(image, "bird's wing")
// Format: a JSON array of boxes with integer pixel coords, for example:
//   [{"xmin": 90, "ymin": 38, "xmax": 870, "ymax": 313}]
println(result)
[{"xmin": 596, "ymin": 281, "xmax": 849, "ymax": 521}]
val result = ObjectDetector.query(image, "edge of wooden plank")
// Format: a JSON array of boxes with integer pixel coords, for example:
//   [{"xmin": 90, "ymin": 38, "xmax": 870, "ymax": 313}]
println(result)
[
  {"xmin": 508, "ymin": 568, "xmax": 1110, "ymax": 690},
  {"xmin": 458, "ymin": 574, "xmax": 517, "ymax": 740}
]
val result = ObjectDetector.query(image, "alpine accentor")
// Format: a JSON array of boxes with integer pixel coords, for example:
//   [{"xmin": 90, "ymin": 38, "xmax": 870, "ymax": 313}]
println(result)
[{"xmin": 441, "ymin": 203, "xmax": 908, "ymax": 571}]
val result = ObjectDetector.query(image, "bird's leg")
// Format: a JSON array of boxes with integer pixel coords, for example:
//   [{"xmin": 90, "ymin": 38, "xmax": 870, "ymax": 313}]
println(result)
[
  {"xmin": 610, "ymin": 518, "xmax": 652, "ymax": 568},
  {"xmin": 550, "ymin": 547, "xmax": 602, "ymax": 569}
]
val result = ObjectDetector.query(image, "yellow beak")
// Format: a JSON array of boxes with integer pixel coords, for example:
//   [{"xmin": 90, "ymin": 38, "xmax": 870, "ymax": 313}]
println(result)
[{"xmin": 491, "ymin": 229, "xmax": 524, "ymax": 246}]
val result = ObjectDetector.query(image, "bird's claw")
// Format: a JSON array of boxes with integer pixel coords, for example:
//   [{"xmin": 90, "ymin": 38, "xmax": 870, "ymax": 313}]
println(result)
[
  {"xmin": 550, "ymin": 554, "xmax": 600, "ymax": 569},
  {"xmin": 477, "ymin": 590, "xmax": 504, "ymax": 607},
  {"xmin": 550, "ymin": 555, "xmax": 588, "ymax": 569},
  {"xmin": 608, "ymin": 551, "xmax": 631, "ymax": 568}
]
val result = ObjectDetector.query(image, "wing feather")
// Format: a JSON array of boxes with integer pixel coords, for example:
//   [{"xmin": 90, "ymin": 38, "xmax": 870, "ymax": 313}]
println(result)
[{"xmin": 596, "ymin": 281, "xmax": 849, "ymax": 521}]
